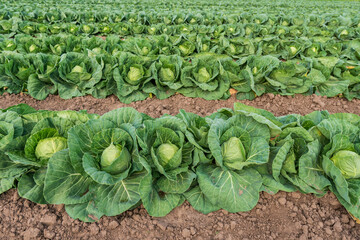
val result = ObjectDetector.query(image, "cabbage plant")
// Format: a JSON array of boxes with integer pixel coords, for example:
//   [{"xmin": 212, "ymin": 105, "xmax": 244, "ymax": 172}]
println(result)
[
  {"xmin": 85, "ymin": 50, "xmax": 117, "ymax": 99},
  {"xmin": 18, "ymin": 21, "xmax": 37, "ymax": 35},
  {"xmin": 195, "ymin": 35, "xmax": 218, "ymax": 53},
  {"xmin": 14, "ymin": 34, "xmax": 46, "ymax": 54},
  {"xmin": 150, "ymin": 34, "xmax": 178, "ymax": 55},
  {"xmin": 143, "ymin": 55, "xmax": 183, "ymax": 99},
  {"xmin": 57, "ymin": 52, "xmax": 103, "ymax": 99},
  {"xmin": 263, "ymin": 110, "xmax": 331, "ymax": 195},
  {"xmin": 170, "ymin": 35, "xmax": 196, "ymax": 57},
  {"xmin": 80, "ymin": 23, "xmax": 97, "ymax": 35},
  {"xmin": 316, "ymin": 113, "xmax": 360, "ymax": 219},
  {"xmin": 6, "ymin": 109, "xmax": 95, "ymax": 204},
  {"xmin": 113, "ymin": 52, "xmax": 155, "ymax": 103},
  {"xmin": 338, "ymin": 60, "xmax": 360, "ymax": 100},
  {"xmin": 265, "ymin": 59, "xmax": 311, "ymax": 95},
  {"xmin": 0, "ymin": 37, "xmax": 16, "ymax": 51},
  {"xmin": 177, "ymin": 109, "xmax": 229, "ymax": 214},
  {"xmin": 219, "ymin": 36, "xmax": 256, "ymax": 58},
  {"xmin": 0, "ymin": 19, "xmax": 16, "ymax": 35},
  {"xmin": 307, "ymin": 57, "xmax": 350, "ymax": 98},
  {"xmin": 0, "ymin": 105, "xmax": 35, "ymax": 195},
  {"xmin": 1, "ymin": 52, "xmax": 35, "ymax": 94},
  {"xmin": 43, "ymin": 35, "xmax": 68, "ymax": 55},
  {"xmin": 44, "ymin": 108, "xmax": 146, "ymax": 222},
  {"xmin": 27, "ymin": 53, "xmax": 59, "ymax": 100},
  {"xmin": 237, "ymin": 55, "xmax": 279, "ymax": 99},
  {"xmin": 136, "ymin": 115, "xmax": 195, "ymax": 217},
  {"xmin": 195, "ymin": 103, "xmax": 281, "ymax": 213},
  {"xmin": 179, "ymin": 53, "xmax": 231, "ymax": 100},
  {"xmin": 123, "ymin": 38, "xmax": 159, "ymax": 56}
]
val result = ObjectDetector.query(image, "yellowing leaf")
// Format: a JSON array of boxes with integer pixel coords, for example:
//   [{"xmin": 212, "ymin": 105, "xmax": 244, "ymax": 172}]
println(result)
[
  {"xmin": 229, "ymin": 88, "xmax": 237, "ymax": 95},
  {"xmin": 348, "ymin": 211, "xmax": 360, "ymax": 224}
]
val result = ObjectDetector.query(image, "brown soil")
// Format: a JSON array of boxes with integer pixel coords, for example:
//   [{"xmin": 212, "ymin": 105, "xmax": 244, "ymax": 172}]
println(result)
[
  {"xmin": 1, "ymin": 92, "xmax": 360, "ymax": 117},
  {"xmin": 0, "ymin": 93, "xmax": 360, "ymax": 240}
]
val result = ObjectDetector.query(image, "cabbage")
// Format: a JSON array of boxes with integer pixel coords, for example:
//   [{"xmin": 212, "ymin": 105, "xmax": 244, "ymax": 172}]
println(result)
[
  {"xmin": 331, "ymin": 150, "xmax": 360, "ymax": 179},
  {"xmin": 159, "ymin": 67, "xmax": 175, "ymax": 82},
  {"xmin": 101, "ymin": 142, "xmax": 131, "ymax": 175},
  {"xmin": 156, "ymin": 142, "xmax": 179, "ymax": 168},
  {"xmin": 197, "ymin": 67, "xmax": 211, "ymax": 83},
  {"xmin": 221, "ymin": 137, "xmax": 246, "ymax": 166},
  {"xmin": 128, "ymin": 66, "xmax": 144, "ymax": 82},
  {"xmin": 71, "ymin": 65, "xmax": 84, "ymax": 73},
  {"xmin": 35, "ymin": 136, "xmax": 68, "ymax": 161}
]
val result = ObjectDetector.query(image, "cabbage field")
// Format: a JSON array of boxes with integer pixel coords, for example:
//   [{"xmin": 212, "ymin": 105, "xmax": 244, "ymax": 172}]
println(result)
[{"xmin": 1, "ymin": 0, "xmax": 360, "ymax": 239}]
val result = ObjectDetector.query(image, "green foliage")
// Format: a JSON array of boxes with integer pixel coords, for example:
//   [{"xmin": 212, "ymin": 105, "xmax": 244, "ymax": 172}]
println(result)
[{"xmin": 2, "ymin": 0, "xmax": 360, "ymax": 222}]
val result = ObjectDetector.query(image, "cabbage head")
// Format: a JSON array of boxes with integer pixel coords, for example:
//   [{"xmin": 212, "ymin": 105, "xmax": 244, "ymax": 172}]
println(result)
[
  {"xmin": 157, "ymin": 142, "xmax": 179, "ymax": 166},
  {"xmin": 331, "ymin": 150, "xmax": 360, "ymax": 179},
  {"xmin": 100, "ymin": 142, "xmax": 131, "ymax": 175},
  {"xmin": 221, "ymin": 137, "xmax": 246, "ymax": 168},
  {"xmin": 35, "ymin": 136, "xmax": 67, "ymax": 161}
]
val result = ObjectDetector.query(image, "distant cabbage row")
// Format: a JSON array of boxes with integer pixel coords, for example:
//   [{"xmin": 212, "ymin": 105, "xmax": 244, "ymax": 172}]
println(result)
[
  {"xmin": 0, "ymin": 10, "xmax": 359, "ymax": 27},
  {"xmin": 2, "ymin": 0, "xmax": 359, "ymax": 16},
  {"xmin": 1, "ymin": 103, "xmax": 360, "ymax": 222},
  {"xmin": 1, "ymin": 18, "xmax": 360, "ymax": 39},
  {"xmin": 0, "ymin": 0, "xmax": 359, "ymax": 102},
  {"xmin": 2, "ymin": 34, "xmax": 360, "ymax": 60},
  {"xmin": 1, "ymin": 51, "xmax": 359, "ymax": 102}
]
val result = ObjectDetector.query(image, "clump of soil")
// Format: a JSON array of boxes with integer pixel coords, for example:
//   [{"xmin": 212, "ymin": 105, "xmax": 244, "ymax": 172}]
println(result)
[{"xmin": 0, "ymin": 93, "xmax": 359, "ymax": 239}]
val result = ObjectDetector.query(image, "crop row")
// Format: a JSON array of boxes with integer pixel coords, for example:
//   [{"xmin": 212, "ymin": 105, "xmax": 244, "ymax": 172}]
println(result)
[
  {"xmin": 2, "ymin": 19, "xmax": 360, "ymax": 40},
  {"xmin": 0, "ymin": 9, "xmax": 359, "ymax": 27},
  {"xmin": 1, "ymin": 52, "xmax": 359, "ymax": 102},
  {"xmin": 2, "ymin": 34, "xmax": 359, "ymax": 61},
  {"xmin": 0, "ymin": 103, "xmax": 359, "ymax": 222},
  {"xmin": 2, "ymin": 0, "xmax": 359, "ymax": 16}
]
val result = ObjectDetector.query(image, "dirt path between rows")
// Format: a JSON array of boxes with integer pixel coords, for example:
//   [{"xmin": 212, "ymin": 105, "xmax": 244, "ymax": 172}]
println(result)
[
  {"xmin": 2, "ymin": 93, "xmax": 360, "ymax": 117},
  {"xmin": 1, "ymin": 93, "xmax": 360, "ymax": 240}
]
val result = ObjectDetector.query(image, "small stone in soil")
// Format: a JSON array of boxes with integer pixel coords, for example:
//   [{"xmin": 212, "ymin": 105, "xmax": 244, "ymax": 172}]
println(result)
[
  {"xmin": 40, "ymin": 213, "xmax": 57, "ymax": 225},
  {"xmin": 278, "ymin": 197, "xmax": 287, "ymax": 205},
  {"xmin": 44, "ymin": 229, "xmax": 55, "ymax": 239},
  {"xmin": 108, "ymin": 220, "xmax": 119, "ymax": 229},
  {"xmin": 182, "ymin": 228, "xmax": 191, "ymax": 238}
]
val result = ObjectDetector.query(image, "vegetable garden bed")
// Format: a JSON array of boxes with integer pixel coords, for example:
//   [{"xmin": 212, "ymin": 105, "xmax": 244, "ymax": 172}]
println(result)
[{"xmin": 0, "ymin": 94, "xmax": 360, "ymax": 239}]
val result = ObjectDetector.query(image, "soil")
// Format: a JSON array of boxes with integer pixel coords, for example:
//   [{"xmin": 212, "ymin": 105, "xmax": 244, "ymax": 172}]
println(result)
[
  {"xmin": 1, "ymin": 92, "xmax": 360, "ymax": 117},
  {"xmin": 1, "ymin": 93, "xmax": 360, "ymax": 240}
]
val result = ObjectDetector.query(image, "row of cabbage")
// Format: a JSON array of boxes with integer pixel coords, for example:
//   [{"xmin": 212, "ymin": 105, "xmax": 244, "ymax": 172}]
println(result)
[
  {"xmin": 2, "ymin": 19, "xmax": 360, "ymax": 40},
  {"xmin": 2, "ymin": 0, "xmax": 359, "ymax": 16},
  {"xmin": 2, "ymin": 34, "xmax": 359, "ymax": 61},
  {"xmin": 0, "ymin": 103, "xmax": 359, "ymax": 222},
  {"xmin": 1, "ymin": 52, "xmax": 359, "ymax": 102},
  {"xmin": 0, "ymin": 9, "xmax": 359, "ymax": 27}
]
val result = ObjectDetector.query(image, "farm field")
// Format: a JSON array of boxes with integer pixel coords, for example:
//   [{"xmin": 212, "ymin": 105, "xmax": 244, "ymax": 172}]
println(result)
[{"xmin": 1, "ymin": 0, "xmax": 360, "ymax": 239}]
